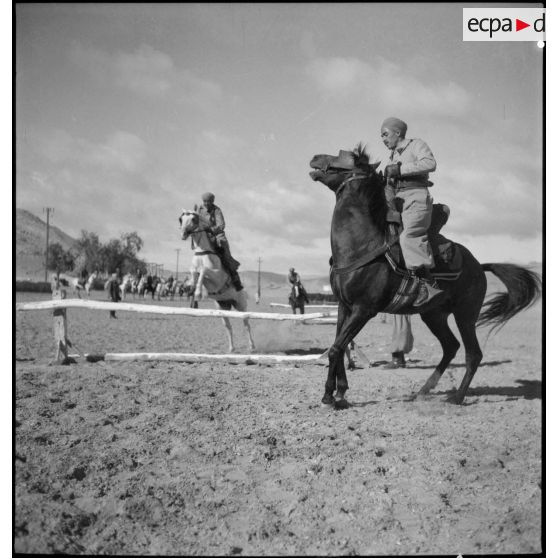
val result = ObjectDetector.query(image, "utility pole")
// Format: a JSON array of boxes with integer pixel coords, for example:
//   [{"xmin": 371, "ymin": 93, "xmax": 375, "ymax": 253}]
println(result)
[
  {"xmin": 175, "ymin": 248, "xmax": 180, "ymax": 281},
  {"xmin": 43, "ymin": 207, "xmax": 54, "ymax": 281},
  {"xmin": 256, "ymin": 256, "xmax": 262, "ymax": 304}
]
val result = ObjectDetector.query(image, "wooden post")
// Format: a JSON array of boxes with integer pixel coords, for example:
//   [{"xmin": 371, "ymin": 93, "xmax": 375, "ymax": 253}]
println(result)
[{"xmin": 51, "ymin": 275, "xmax": 76, "ymax": 364}]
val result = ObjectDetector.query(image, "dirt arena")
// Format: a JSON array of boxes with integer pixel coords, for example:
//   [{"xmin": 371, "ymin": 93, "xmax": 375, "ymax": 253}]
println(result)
[{"xmin": 15, "ymin": 285, "xmax": 542, "ymax": 555}]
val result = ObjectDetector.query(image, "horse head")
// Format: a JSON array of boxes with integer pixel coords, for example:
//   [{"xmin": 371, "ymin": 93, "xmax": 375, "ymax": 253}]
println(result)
[
  {"xmin": 309, "ymin": 143, "xmax": 381, "ymax": 194},
  {"xmin": 179, "ymin": 209, "xmax": 201, "ymax": 240}
]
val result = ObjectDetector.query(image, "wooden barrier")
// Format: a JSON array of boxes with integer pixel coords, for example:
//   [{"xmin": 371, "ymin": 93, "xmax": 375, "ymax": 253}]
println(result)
[
  {"xmin": 16, "ymin": 296, "xmax": 338, "ymax": 365},
  {"xmin": 269, "ymin": 302, "xmax": 338, "ymax": 309},
  {"xmin": 17, "ymin": 299, "xmax": 336, "ymax": 321},
  {"xmin": 68, "ymin": 352, "xmax": 329, "ymax": 365}
]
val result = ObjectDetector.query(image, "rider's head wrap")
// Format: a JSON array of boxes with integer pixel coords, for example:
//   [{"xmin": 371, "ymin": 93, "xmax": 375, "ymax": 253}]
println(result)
[
  {"xmin": 202, "ymin": 192, "xmax": 215, "ymax": 202},
  {"xmin": 381, "ymin": 117, "xmax": 408, "ymax": 137}
]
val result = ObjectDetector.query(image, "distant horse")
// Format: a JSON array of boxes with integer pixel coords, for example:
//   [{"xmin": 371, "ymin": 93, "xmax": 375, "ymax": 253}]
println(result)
[
  {"xmin": 136, "ymin": 275, "xmax": 153, "ymax": 299},
  {"xmin": 179, "ymin": 280, "xmax": 198, "ymax": 308},
  {"xmin": 309, "ymin": 144, "xmax": 541, "ymax": 407},
  {"xmin": 85, "ymin": 271, "xmax": 98, "ymax": 297},
  {"xmin": 70, "ymin": 277, "xmax": 86, "ymax": 298},
  {"xmin": 130, "ymin": 277, "xmax": 141, "ymax": 299},
  {"xmin": 119, "ymin": 274, "xmax": 134, "ymax": 300},
  {"xmin": 179, "ymin": 209, "xmax": 255, "ymax": 353},
  {"xmin": 288, "ymin": 283, "xmax": 309, "ymax": 314},
  {"xmin": 155, "ymin": 277, "xmax": 173, "ymax": 300}
]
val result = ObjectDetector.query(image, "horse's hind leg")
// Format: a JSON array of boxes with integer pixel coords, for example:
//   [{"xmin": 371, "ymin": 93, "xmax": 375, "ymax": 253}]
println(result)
[
  {"xmin": 222, "ymin": 317, "xmax": 235, "ymax": 353},
  {"xmin": 451, "ymin": 313, "xmax": 483, "ymax": 405},
  {"xmin": 242, "ymin": 318, "xmax": 255, "ymax": 352},
  {"xmin": 416, "ymin": 311, "xmax": 460, "ymax": 397}
]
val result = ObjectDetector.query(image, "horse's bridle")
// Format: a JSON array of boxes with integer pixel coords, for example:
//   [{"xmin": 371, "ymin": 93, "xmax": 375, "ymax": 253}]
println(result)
[{"xmin": 335, "ymin": 171, "xmax": 371, "ymax": 198}]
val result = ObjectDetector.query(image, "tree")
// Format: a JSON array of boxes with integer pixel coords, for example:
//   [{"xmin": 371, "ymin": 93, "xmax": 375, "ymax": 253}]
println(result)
[
  {"xmin": 47, "ymin": 242, "xmax": 75, "ymax": 274},
  {"xmin": 74, "ymin": 231, "xmax": 103, "ymax": 273},
  {"xmin": 73, "ymin": 229, "xmax": 147, "ymax": 276},
  {"xmin": 121, "ymin": 232, "xmax": 143, "ymax": 257},
  {"xmin": 100, "ymin": 239, "xmax": 124, "ymax": 275}
]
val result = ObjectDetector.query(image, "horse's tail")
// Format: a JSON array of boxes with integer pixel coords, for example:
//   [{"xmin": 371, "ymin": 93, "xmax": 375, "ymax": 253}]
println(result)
[{"xmin": 478, "ymin": 263, "xmax": 541, "ymax": 333}]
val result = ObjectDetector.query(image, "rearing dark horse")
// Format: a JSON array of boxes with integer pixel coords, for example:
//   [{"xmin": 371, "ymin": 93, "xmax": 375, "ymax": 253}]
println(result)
[{"xmin": 309, "ymin": 144, "xmax": 541, "ymax": 407}]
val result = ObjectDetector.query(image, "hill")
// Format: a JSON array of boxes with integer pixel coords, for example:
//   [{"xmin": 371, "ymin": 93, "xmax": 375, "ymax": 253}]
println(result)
[{"xmin": 16, "ymin": 208, "xmax": 78, "ymax": 280}]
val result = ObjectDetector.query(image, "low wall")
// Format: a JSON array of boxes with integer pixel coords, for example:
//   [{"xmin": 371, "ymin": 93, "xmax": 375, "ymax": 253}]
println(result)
[
  {"xmin": 15, "ymin": 279, "xmax": 106, "ymax": 293},
  {"xmin": 307, "ymin": 293, "xmax": 338, "ymax": 304},
  {"xmin": 15, "ymin": 281, "xmax": 52, "ymax": 293}
]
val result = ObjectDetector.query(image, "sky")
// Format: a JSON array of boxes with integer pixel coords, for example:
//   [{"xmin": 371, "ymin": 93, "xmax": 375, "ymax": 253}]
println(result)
[{"xmin": 15, "ymin": 3, "xmax": 544, "ymax": 276}]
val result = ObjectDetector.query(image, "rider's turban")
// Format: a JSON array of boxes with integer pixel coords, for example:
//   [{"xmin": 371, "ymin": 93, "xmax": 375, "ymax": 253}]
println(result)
[
  {"xmin": 381, "ymin": 117, "xmax": 408, "ymax": 137},
  {"xmin": 202, "ymin": 192, "xmax": 215, "ymax": 202}
]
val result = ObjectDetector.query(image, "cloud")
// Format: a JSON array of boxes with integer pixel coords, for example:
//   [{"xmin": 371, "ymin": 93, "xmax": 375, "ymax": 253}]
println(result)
[
  {"xmin": 41, "ymin": 129, "xmax": 146, "ymax": 173},
  {"xmin": 437, "ymin": 165, "xmax": 541, "ymax": 240},
  {"xmin": 305, "ymin": 55, "xmax": 471, "ymax": 117},
  {"xmin": 70, "ymin": 42, "xmax": 222, "ymax": 106}
]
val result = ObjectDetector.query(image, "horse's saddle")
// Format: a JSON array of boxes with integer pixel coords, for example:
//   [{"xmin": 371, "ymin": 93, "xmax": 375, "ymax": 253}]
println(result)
[{"xmin": 386, "ymin": 203, "xmax": 463, "ymax": 280}]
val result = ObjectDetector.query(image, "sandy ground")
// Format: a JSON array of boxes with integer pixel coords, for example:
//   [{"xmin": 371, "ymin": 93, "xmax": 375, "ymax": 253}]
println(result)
[{"xmin": 15, "ymin": 288, "xmax": 542, "ymax": 555}]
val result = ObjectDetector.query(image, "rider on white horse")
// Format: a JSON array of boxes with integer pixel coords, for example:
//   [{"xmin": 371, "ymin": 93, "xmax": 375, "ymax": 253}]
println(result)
[
  {"xmin": 179, "ymin": 208, "xmax": 255, "ymax": 353},
  {"xmin": 198, "ymin": 192, "xmax": 243, "ymax": 291}
]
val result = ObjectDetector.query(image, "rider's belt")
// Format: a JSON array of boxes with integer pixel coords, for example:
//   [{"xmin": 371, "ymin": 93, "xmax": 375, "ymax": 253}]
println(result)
[{"xmin": 395, "ymin": 178, "xmax": 432, "ymax": 192}]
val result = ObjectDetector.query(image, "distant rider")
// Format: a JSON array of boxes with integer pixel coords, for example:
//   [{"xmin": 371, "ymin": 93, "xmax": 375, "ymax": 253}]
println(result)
[{"xmin": 287, "ymin": 267, "xmax": 309, "ymax": 302}]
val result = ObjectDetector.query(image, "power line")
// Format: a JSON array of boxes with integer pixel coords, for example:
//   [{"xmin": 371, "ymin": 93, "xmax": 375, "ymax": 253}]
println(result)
[
  {"xmin": 43, "ymin": 207, "xmax": 54, "ymax": 282},
  {"xmin": 175, "ymin": 248, "xmax": 180, "ymax": 280}
]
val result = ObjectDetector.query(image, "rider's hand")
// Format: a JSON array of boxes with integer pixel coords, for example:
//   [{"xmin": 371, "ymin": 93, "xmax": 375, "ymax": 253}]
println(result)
[{"xmin": 384, "ymin": 163, "xmax": 401, "ymax": 179}]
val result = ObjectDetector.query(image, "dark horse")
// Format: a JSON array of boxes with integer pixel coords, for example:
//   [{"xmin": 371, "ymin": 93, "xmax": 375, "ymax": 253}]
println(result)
[
  {"xmin": 289, "ymin": 283, "xmax": 309, "ymax": 314},
  {"xmin": 309, "ymin": 145, "xmax": 541, "ymax": 407}
]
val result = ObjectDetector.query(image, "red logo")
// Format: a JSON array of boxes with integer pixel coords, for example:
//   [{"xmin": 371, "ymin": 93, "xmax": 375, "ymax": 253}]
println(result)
[{"xmin": 516, "ymin": 19, "xmax": 530, "ymax": 31}]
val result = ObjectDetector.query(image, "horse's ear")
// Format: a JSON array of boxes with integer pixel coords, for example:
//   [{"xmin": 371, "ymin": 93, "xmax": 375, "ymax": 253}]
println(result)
[{"xmin": 193, "ymin": 204, "xmax": 198, "ymax": 212}]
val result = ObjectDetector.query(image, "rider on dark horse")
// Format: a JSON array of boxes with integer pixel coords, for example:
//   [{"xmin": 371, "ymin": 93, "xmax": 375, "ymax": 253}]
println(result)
[
  {"xmin": 198, "ymin": 192, "xmax": 243, "ymax": 291},
  {"xmin": 379, "ymin": 117, "xmax": 443, "ymax": 307},
  {"xmin": 288, "ymin": 267, "xmax": 309, "ymax": 302}
]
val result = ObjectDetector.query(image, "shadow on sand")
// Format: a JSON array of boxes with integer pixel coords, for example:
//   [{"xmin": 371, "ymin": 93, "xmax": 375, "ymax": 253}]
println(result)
[{"xmin": 403, "ymin": 359, "xmax": 513, "ymax": 370}]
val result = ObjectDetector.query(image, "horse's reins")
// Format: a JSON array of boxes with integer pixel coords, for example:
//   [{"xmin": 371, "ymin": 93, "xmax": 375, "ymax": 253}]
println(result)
[
  {"xmin": 181, "ymin": 214, "xmax": 218, "ymax": 255},
  {"xmin": 334, "ymin": 171, "xmax": 370, "ymax": 199}
]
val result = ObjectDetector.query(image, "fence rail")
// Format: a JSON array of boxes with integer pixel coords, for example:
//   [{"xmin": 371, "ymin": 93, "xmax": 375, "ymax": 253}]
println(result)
[{"xmin": 16, "ymin": 299, "xmax": 336, "ymax": 321}]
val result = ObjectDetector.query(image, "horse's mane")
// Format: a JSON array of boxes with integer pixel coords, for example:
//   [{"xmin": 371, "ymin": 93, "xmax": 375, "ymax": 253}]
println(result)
[{"xmin": 351, "ymin": 142, "xmax": 387, "ymax": 231}]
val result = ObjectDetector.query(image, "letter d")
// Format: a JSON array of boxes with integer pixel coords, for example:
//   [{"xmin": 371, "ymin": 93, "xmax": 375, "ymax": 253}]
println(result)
[{"xmin": 534, "ymin": 13, "xmax": 545, "ymax": 33}]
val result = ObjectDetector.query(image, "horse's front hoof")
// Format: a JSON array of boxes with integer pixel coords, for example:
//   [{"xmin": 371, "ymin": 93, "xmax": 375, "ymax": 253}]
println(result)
[
  {"xmin": 446, "ymin": 393, "xmax": 465, "ymax": 405},
  {"xmin": 334, "ymin": 399, "xmax": 349, "ymax": 410},
  {"xmin": 321, "ymin": 394, "xmax": 335, "ymax": 406}
]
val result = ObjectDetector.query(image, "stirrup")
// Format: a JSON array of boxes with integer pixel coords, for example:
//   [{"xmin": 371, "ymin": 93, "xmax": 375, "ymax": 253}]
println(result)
[{"xmin": 413, "ymin": 281, "xmax": 443, "ymax": 307}]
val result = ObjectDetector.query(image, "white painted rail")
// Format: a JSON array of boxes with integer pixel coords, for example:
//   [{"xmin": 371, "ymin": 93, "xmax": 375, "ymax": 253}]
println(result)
[
  {"xmin": 269, "ymin": 302, "xmax": 338, "ymax": 309},
  {"xmin": 16, "ymin": 299, "xmax": 336, "ymax": 321},
  {"xmin": 72, "ymin": 352, "xmax": 329, "ymax": 364}
]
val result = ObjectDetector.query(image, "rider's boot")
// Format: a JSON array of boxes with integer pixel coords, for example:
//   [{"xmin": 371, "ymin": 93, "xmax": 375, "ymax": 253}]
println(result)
[
  {"xmin": 230, "ymin": 269, "xmax": 243, "ymax": 291},
  {"xmin": 413, "ymin": 267, "xmax": 443, "ymax": 307}
]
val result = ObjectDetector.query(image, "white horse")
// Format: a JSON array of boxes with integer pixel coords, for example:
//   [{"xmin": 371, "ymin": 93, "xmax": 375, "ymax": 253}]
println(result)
[
  {"xmin": 85, "ymin": 271, "xmax": 98, "ymax": 297},
  {"xmin": 61, "ymin": 275, "xmax": 86, "ymax": 299},
  {"xmin": 137, "ymin": 275, "xmax": 147, "ymax": 298},
  {"xmin": 179, "ymin": 208, "xmax": 255, "ymax": 353},
  {"xmin": 119, "ymin": 273, "xmax": 134, "ymax": 300}
]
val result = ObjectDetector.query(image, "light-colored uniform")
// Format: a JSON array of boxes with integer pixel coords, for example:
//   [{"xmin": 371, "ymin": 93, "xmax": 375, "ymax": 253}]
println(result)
[
  {"xmin": 380, "ymin": 137, "xmax": 436, "ymax": 270},
  {"xmin": 389, "ymin": 314, "xmax": 414, "ymax": 354}
]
